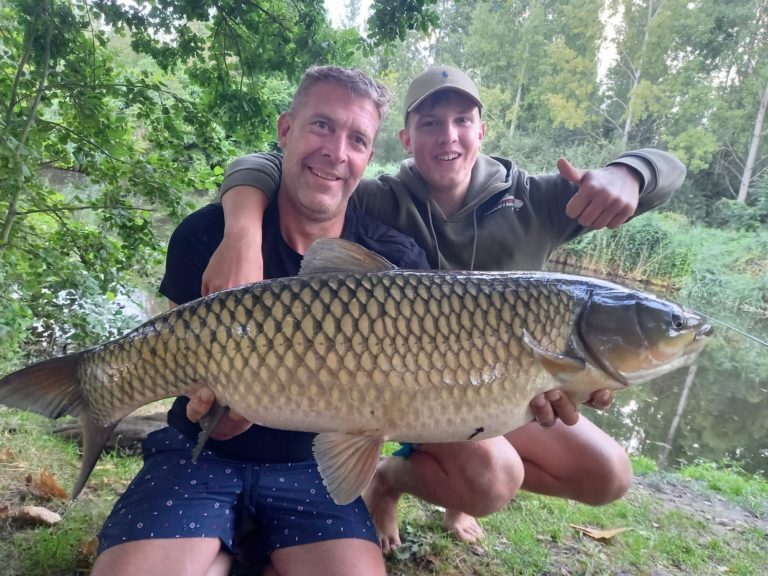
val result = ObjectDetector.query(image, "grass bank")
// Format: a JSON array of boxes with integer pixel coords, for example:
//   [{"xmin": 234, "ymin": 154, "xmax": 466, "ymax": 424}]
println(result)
[{"xmin": 1, "ymin": 409, "xmax": 765, "ymax": 576}]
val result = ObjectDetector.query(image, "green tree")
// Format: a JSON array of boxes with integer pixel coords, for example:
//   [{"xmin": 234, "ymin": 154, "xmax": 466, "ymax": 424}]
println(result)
[
  {"xmin": 461, "ymin": 0, "xmax": 603, "ymax": 151},
  {"xmin": 603, "ymin": 0, "xmax": 688, "ymax": 150},
  {"xmin": 710, "ymin": 0, "xmax": 768, "ymax": 203},
  {"xmin": 1, "ymin": 0, "xmax": 219, "ymax": 369},
  {"xmin": 0, "ymin": 0, "xmax": 437, "ymax": 371},
  {"xmin": 465, "ymin": 0, "xmax": 554, "ymax": 140},
  {"xmin": 657, "ymin": 0, "xmax": 768, "ymax": 219}
]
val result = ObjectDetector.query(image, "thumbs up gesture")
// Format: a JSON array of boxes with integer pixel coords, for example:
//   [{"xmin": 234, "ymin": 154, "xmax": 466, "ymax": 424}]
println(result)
[{"xmin": 557, "ymin": 157, "xmax": 641, "ymax": 229}]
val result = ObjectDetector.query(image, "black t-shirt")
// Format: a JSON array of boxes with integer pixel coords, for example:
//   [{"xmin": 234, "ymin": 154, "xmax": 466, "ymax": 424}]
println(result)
[{"xmin": 159, "ymin": 202, "xmax": 430, "ymax": 462}]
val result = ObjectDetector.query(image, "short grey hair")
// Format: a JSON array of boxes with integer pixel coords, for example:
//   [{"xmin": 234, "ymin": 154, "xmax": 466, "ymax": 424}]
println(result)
[{"xmin": 290, "ymin": 65, "xmax": 391, "ymax": 121}]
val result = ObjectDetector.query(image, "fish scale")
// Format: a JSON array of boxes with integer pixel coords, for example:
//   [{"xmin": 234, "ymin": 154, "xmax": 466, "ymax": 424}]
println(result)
[
  {"xmin": 0, "ymin": 238, "xmax": 710, "ymax": 503},
  {"xmin": 75, "ymin": 272, "xmax": 574, "ymax": 438}
]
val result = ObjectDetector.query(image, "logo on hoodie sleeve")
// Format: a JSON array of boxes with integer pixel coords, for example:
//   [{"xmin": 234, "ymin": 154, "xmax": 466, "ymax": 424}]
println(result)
[{"xmin": 485, "ymin": 192, "xmax": 524, "ymax": 217}]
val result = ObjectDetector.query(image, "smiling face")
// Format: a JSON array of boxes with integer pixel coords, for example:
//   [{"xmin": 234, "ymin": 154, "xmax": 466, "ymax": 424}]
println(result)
[
  {"xmin": 399, "ymin": 90, "xmax": 486, "ymax": 199},
  {"xmin": 277, "ymin": 81, "xmax": 379, "ymax": 223}
]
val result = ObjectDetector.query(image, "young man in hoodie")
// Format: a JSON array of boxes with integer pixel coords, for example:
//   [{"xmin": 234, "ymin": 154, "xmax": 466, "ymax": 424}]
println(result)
[{"xmin": 197, "ymin": 66, "xmax": 687, "ymax": 552}]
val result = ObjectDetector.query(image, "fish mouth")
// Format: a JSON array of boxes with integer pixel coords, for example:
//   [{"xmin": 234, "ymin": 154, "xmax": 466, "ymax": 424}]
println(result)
[
  {"xmin": 695, "ymin": 321, "xmax": 714, "ymax": 340},
  {"xmin": 623, "ymin": 340, "xmax": 705, "ymax": 384}
]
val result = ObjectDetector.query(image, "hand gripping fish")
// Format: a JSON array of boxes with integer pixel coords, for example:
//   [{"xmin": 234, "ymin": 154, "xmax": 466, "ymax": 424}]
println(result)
[{"xmin": 0, "ymin": 239, "xmax": 711, "ymax": 505}]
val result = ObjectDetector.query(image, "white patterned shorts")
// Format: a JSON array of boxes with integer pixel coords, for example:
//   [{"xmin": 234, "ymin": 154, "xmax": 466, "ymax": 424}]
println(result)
[{"xmin": 97, "ymin": 427, "xmax": 377, "ymax": 560}]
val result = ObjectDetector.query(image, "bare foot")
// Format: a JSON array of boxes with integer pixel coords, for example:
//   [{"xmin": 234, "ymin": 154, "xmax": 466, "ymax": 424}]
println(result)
[
  {"xmin": 362, "ymin": 459, "xmax": 402, "ymax": 554},
  {"xmin": 443, "ymin": 509, "xmax": 485, "ymax": 543}
]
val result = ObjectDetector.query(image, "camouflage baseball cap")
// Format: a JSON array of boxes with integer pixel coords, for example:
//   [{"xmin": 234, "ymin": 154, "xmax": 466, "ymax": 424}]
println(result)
[{"xmin": 403, "ymin": 65, "xmax": 483, "ymax": 124}]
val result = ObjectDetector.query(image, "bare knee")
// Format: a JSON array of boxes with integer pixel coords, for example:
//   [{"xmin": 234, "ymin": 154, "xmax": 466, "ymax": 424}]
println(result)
[
  {"xmin": 271, "ymin": 539, "xmax": 384, "ymax": 576},
  {"xmin": 579, "ymin": 448, "xmax": 632, "ymax": 506},
  {"xmin": 452, "ymin": 444, "xmax": 523, "ymax": 517},
  {"xmin": 91, "ymin": 538, "xmax": 223, "ymax": 576}
]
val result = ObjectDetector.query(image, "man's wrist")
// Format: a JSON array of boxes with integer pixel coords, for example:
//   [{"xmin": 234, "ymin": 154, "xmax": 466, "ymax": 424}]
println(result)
[
  {"xmin": 608, "ymin": 158, "xmax": 648, "ymax": 192},
  {"xmin": 221, "ymin": 185, "xmax": 267, "ymax": 235},
  {"xmin": 609, "ymin": 163, "xmax": 643, "ymax": 188}
]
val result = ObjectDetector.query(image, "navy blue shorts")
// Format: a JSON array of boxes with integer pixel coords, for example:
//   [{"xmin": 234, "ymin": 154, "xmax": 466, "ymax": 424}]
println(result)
[{"xmin": 98, "ymin": 427, "xmax": 377, "ymax": 560}]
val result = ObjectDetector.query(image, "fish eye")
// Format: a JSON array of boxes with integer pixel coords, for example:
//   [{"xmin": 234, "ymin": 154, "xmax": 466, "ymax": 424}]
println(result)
[{"xmin": 671, "ymin": 313, "xmax": 684, "ymax": 330}]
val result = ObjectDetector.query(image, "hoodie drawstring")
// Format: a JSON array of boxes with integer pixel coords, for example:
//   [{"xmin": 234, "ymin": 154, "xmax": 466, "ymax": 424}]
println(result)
[
  {"xmin": 426, "ymin": 202, "xmax": 443, "ymax": 270},
  {"xmin": 470, "ymin": 208, "xmax": 478, "ymax": 271}
]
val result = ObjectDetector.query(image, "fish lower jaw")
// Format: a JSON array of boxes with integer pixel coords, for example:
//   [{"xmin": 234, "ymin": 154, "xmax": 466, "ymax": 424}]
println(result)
[{"xmin": 623, "ymin": 354, "xmax": 698, "ymax": 385}]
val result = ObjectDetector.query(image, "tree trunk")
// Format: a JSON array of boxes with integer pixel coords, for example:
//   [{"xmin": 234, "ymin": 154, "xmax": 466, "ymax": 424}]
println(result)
[
  {"xmin": 509, "ymin": 77, "xmax": 524, "ymax": 139},
  {"xmin": 737, "ymin": 76, "xmax": 768, "ymax": 202},
  {"xmin": 621, "ymin": 0, "xmax": 662, "ymax": 150},
  {"xmin": 658, "ymin": 363, "xmax": 698, "ymax": 469},
  {"xmin": 0, "ymin": 1, "xmax": 54, "ymax": 256}
]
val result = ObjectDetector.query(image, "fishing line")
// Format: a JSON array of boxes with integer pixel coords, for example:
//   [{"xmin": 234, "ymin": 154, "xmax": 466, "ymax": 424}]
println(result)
[{"xmin": 696, "ymin": 311, "xmax": 768, "ymax": 348}]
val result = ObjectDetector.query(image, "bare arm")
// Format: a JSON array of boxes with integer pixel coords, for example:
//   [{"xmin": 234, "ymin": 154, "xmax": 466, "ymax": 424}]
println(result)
[{"xmin": 201, "ymin": 186, "xmax": 267, "ymax": 295}]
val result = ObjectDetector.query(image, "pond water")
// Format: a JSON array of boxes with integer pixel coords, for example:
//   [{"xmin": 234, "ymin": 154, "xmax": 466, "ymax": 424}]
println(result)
[{"xmin": 585, "ymin": 290, "xmax": 767, "ymax": 475}]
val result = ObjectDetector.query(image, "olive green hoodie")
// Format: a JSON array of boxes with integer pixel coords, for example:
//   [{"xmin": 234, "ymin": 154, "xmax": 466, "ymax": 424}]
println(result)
[{"xmin": 220, "ymin": 150, "xmax": 686, "ymax": 271}]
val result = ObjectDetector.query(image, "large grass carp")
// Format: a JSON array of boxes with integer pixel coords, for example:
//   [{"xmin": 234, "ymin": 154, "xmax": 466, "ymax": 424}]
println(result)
[{"xmin": 0, "ymin": 239, "xmax": 711, "ymax": 504}]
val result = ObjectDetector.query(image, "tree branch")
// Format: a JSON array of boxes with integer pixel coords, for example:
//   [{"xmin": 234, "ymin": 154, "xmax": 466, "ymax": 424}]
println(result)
[
  {"xmin": 591, "ymin": 103, "xmax": 624, "ymax": 131},
  {"xmin": 44, "ymin": 81, "xmax": 192, "ymax": 104},
  {"xmin": 37, "ymin": 119, "xmax": 133, "ymax": 167},
  {"xmin": 242, "ymin": 0, "xmax": 294, "ymax": 37},
  {"xmin": 1, "ymin": 2, "xmax": 54, "ymax": 257},
  {"xmin": 19, "ymin": 3, "xmax": 53, "ymax": 147},
  {"xmin": 17, "ymin": 204, "xmax": 156, "ymax": 216},
  {"xmin": 3, "ymin": 3, "xmax": 44, "ymax": 131}
]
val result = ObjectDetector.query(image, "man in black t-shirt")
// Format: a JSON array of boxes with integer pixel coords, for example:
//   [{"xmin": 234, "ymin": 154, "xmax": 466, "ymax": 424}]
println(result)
[{"xmin": 91, "ymin": 66, "xmax": 429, "ymax": 576}]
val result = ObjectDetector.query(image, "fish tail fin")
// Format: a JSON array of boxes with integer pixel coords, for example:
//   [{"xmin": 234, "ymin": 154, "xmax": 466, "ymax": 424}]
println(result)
[
  {"xmin": 71, "ymin": 411, "xmax": 118, "ymax": 499},
  {"xmin": 0, "ymin": 353, "xmax": 86, "ymax": 419},
  {"xmin": 0, "ymin": 353, "xmax": 114, "ymax": 499}
]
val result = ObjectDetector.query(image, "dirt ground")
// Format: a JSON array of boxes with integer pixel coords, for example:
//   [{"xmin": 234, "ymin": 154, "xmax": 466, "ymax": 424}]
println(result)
[{"xmin": 632, "ymin": 473, "xmax": 767, "ymax": 534}]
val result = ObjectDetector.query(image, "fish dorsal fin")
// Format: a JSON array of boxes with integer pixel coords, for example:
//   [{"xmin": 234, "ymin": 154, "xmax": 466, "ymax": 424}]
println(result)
[
  {"xmin": 300, "ymin": 238, "xmax": 397, "ymax": 276},
  {"xmin": 312, "ymin": 432, "xmax": 385, "ymax": 505}
]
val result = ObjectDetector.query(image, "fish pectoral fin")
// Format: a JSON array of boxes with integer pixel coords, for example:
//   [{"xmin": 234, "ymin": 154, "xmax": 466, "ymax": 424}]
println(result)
[
  {"xmin": 300, "ymin": 238, "xmax": 397, "ymax": 276},
  {"xmin": 192, "ymin": 402, "xmax": 229, "ymax": 464},
  {"xmin": 523, "ymin": 330, "xmax": 586, "ymax": 380},
  {"xmin": 73, "ymin": 411, "xmax": 119, "ymax": 499},
  {"xmin": 312, "ymin": 432, "xmax": 385, "ymax": 505}
]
